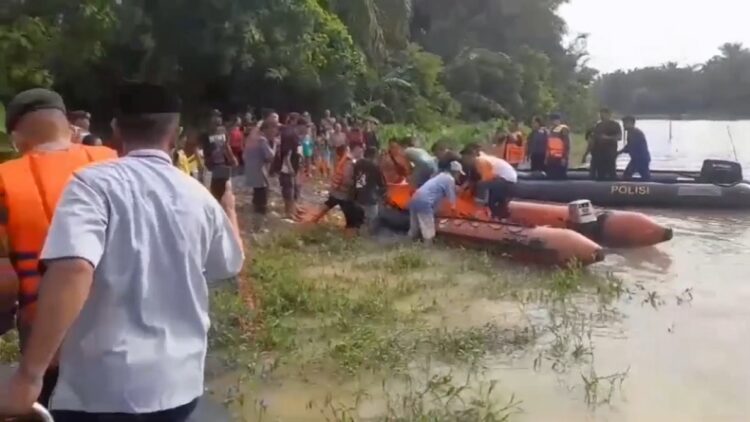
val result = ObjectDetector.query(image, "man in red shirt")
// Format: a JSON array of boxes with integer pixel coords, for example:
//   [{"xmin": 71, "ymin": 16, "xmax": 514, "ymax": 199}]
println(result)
[{"xmin": 228, "ymin": 116, "xmax": 245, "ymax": 166}]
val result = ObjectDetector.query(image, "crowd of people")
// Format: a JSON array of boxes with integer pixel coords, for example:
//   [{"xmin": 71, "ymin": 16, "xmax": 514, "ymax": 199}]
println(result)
[{"xmin": 0, "ymin": 78, "xmax": 650, "ymax": 421}]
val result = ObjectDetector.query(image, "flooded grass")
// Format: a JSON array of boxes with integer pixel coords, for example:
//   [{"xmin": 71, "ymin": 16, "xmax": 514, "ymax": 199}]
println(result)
[{"xmin": 206, "ymin": 224, "xmax": 637, "ymax": 420}]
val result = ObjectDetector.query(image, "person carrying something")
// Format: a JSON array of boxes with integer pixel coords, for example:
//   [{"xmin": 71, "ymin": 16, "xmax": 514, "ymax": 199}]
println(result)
[
  {"xmin": 408, "ymin": 161, "xmax": 463, "ymax": 244},
  {"xmin": 496, "ymin": 118, "xmax": 526, "ymax": 168},
  {"xmin": 432, "ymin": 140, "xmax": 463, "ymax": 172},
  {"xmin": 0, "ymin": 88, "xmax": 117, "ymax": 408},
  {"xmin": 462, "ymin": 143, "xmax": 518, "ymax": 220},
  {"xmin": 201, "ymin": 115, "xmax": 238, "ymax": 201},
  {"xmin": 381, "ymin": 138, "xmax": 411, "ymax": 184},
  {"xmin": 0, "ymin": 82, "xmax": 244, "ymax": 421},
  {"xmin": 584, "ymin": 107, "xmax": 622, "ymax": 181},
  {"xmin": 545, "ymin": 113, "xmax": 570, "ymax": 179},
  {"xmin": 619, "ymin": 115, "xmax": 651, "ymax": 181},
  {"xmin": 404, "ymin": 139, "xmax": 438, "ymax": 189},
  {"xmin": 311, "ymin": 144, "xmax": 364, "ymax": 234},
  {"xmin": 353, "ymin": 146, "xmax": 387, "ymax": 234},
  {"xmin": 526, "ymin": 116, "xmax": 549, "ymax": 172},
  {"xmin": 244, "ymin": 120, "xmax": 278, "ymax": 232}
]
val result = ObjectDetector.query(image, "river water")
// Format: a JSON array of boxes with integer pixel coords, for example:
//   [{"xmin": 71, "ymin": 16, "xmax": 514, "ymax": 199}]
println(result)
[{"xmin": 538, "ymin": 119, "xmax": 750, "ymax": 420}]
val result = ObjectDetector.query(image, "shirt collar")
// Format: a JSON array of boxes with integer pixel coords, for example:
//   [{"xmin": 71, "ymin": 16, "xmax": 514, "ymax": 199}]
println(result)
[{"xmin": 126, "ymin": 149, "xmax": 172, "ymax": 163}]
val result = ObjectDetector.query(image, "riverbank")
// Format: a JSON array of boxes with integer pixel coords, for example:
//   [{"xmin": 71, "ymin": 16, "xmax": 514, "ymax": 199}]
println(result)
[{"xmin": 202, "ymin": 174, "xmax": 635, "ymax": 420}]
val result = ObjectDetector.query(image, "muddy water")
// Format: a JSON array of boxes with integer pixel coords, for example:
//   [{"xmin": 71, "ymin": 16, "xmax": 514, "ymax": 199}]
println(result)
[{"xmin": 487, "ymin": 120, "xmax": 750, "ymax": 421}]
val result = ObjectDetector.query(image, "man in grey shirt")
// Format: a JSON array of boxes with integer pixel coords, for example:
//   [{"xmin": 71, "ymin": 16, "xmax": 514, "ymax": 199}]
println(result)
[
  {"xmin": 0, "ymin": 83, "xmax": 244, "ymax": 421},
  {"xmin": 243, "ymin": 120, "xmax": 278, "ymax": 232}
]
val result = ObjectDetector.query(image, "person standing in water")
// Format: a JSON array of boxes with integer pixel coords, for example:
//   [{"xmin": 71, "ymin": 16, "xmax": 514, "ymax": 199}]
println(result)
[
  {"xmin": 408, "ymin": 161, "xmax": 463, "ymax": 244},
  {"xmin": 0, "ymin": 83, "xmax": 243, "ymax": 420},
  {"xmin": 584, "ymin": 108, "xmax": 622, "ymax": 181},
  {"xmin": 619, "ymin": 116, "xmax": 651, "ymax": 181}
]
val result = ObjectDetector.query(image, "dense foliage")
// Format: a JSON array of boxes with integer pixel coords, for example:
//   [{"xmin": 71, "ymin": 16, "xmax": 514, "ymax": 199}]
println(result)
[
  {"xmin": 597, "ymin": 43, "xmax": 750, "ymax": 118},
  {"xmin": 0, "ymin": 0, "xmax": 598, "ymax": 128}
]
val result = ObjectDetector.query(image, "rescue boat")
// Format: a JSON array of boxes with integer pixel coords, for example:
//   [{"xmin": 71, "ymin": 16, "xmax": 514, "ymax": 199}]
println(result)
[
  {"xmin": 515, "ymin": 160, "xmax": 750, "ymax": 209},
  {"xmin": 385, "ymin": 184, "xmax": 672, "ymax": 248},
  {"xmin": 297, "ymin": 203, "xmax": 603, "ymax": 267}
]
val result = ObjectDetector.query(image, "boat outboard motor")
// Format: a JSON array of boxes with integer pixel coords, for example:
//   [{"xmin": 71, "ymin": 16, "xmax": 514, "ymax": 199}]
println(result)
[
  {"xmin": 699, "ymin": 160, "xmax": 743, "ymax": 185},
  {"xmin": 567, "ymin": 200, "xmax": 600, "ymax": 240}
]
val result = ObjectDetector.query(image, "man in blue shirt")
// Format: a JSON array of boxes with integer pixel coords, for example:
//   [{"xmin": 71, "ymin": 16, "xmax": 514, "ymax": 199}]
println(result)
[
  {"xmin": 619, "ymin": 115, "xmax": 651, "ymax": 181},
  {"xmin": 408, "ymin": 161, "xmax": 463, "ymax": 244}
]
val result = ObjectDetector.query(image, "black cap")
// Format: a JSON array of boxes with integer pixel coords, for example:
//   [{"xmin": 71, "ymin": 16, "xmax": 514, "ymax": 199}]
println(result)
[
  {"xmin": 6, "ymin": 88, "xmax": 67, "ymax": 132},
  {"xmin": 116, "ymin": 82, "xmax": 181, "ymax": 117}
]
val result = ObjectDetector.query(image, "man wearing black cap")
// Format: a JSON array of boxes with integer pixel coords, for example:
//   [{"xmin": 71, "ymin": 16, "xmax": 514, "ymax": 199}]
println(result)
[
  {"xmin": 0, "ymin": 83, "xmax": 244, "ymax": 421},
  {"xmin": 583, "ymin": 107, "xmax": 622, "ymax": 181},
  {"xmin": 0, "ymin": 88, "xmax": 116, "ymax": 409}
]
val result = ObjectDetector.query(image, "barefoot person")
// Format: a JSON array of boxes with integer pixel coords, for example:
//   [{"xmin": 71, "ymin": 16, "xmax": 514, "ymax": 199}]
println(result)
[
  {"xmin": 408, "ymin": 161, "xmax": 463, "ymax": 244},
  {"xmin": 0, "ymin": 88, "xmax": 116, "ymax": 407},
  {"xmin": 0, "ymin": 83, "xmax": 244, "ymax": 421}
]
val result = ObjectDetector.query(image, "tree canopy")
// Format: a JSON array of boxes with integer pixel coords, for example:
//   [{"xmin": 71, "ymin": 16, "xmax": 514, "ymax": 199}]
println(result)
[
  {"xmin": 0, "ymin": 0, "xmax": 598, "ymax": 128},
  {"xmin": 596, "ymin": 43, "xmax": 750, "ymax": 118}
]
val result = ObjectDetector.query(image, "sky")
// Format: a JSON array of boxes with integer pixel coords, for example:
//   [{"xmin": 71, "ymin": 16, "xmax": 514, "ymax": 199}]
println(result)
[{"xmin": 558, "ymin": 0, "xmax": 750, "ymax": 73}]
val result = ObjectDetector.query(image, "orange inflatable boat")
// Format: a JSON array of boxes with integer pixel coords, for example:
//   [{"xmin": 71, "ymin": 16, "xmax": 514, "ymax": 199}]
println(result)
[
  {"xmin": 386, "ymin": 184, "xmax": 672, "ymax": 248},
  {"xmin": 434, "ymin": 218, "xmax": 604, "ymax": 266},
  {"xmin": 297, "ymin": 205, "xmax": 604, "ymax": 267}
]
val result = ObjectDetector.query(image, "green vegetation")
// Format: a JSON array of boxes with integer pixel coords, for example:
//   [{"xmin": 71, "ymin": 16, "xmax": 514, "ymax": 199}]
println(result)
[
  {"xmin": 0, "ymin": 331, "xmax": 19, "ymax": 364},
  {"xmin": 207, "ymin": 227, "xmax": 635, "ymax": 419},
  {"xmin": 597, "ymin": 43, "xmax": 750, "ymax": 118},
  {"xmin": 0, "ymin": 1, "xmax": 597, "ymax": 128}
]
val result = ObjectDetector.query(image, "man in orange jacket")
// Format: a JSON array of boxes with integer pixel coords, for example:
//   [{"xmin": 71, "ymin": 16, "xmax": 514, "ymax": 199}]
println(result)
[{"xmin": 0, "ymin": 88, "xmax": 117, "ymax": 407}]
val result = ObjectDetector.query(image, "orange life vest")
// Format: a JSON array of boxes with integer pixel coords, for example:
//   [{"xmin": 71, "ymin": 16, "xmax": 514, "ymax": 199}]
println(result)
[
  {"xmin": 331, "ymin": 154, "xmax": 353, "ymax": 191},
  {"xmin": 546, "ymin": 125, "xmax": 569, "ymax": 162},
  {"xmin": 502, "ymin": 131, "xmax": 526, "ymax": 165},
  {"xmin": 0, "ymin": 144, "xmax": 116, "ymax": 342}
]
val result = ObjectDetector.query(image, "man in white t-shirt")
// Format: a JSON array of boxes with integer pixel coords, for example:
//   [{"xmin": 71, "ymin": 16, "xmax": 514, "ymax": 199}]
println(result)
[{"xmin": 461, "ymin": 143, "xmax": 518, "ymax": 219}]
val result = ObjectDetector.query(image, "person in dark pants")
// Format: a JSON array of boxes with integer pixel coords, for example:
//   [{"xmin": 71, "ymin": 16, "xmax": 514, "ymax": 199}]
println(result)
[
  {"xmin": 312, "ymin": 145, "xmax": 365, "ymax": 234},
  {"xmin": 244, "ymin": 121, "xmax": 278, "ymax": 232},
  {"xmin": 619, "ymin": 115, "xmax": 651, "ymax": 181},
  {"xmin": 583, "ymin": 108, "xmax": 622, "ymax": 181},
  {"xmin": 545, "ymin": 113, "xmax": 570, "ymax": 180},
  {"xmin": 526, "ymin": 116, "xmax": 548, "ymax": 172},
  {"xmin": 271, "ymin": 114, "xmax": 303, "ymax": 218},
  {"xmin": 353, "ymin": 147, "xmax": 387, "ymax": 234},
  {"xmin": 201, "ymin": 116, "xmax": 237, "ymax": 201}
]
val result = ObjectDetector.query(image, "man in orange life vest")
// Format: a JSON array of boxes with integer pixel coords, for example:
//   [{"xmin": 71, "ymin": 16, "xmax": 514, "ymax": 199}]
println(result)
[
  {"xmin": 0, "ymin": 88, "xmax": 117, "ymax": 406},
  {"xmin": 493, "ymin": 118, "xmax": 525, "ymax": 168},
  {"xmin": 545, "ymin": 113, "xmax": 570, "ymax": 180}
]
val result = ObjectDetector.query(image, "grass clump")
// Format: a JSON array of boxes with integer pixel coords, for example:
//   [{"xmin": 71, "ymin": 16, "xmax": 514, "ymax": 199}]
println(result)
[{"xmin": 0, "ymin": 331, "xmax": 19, "ymax": 364}]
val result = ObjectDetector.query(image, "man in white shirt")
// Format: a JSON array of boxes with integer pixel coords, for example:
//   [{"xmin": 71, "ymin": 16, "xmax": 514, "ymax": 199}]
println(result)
[{"xmin": 0, "ymin": 83, "xmax": 244, "ymax": 421}]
